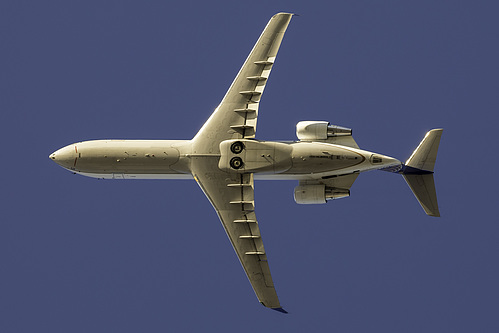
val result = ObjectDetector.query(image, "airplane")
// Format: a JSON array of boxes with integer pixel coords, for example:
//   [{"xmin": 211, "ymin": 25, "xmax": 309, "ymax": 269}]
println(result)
[{"xmin": 49, "ymin": 12, "xmax": 443, "ymax": 313}]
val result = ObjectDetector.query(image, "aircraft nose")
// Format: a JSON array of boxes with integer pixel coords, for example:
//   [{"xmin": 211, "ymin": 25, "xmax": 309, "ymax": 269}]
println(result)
[{"xmin": 49, "ymin": 145, "xmax": 77, "ymax": 169}]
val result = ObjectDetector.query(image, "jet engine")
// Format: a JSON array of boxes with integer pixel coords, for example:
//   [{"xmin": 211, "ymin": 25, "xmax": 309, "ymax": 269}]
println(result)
[
  {"xmin": 294, "ymin": 184, "xmax": 350, "ymax": 204},
  {"xmin": 296, "ymin": 121, "xmax": 352, "ymax": 141}
]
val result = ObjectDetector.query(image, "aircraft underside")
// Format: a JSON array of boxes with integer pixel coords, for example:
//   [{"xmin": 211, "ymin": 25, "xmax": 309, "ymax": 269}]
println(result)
[
  {"xmin": 49, "ymin": 13, "xmax": 442, "ymax": 312},
  {"xmin": 50, "ymin": 138, "xmax": 401, "ymax": 181}
]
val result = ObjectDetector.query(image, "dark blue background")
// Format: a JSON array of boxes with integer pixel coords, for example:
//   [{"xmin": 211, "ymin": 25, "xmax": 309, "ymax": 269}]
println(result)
[{"xmin": 2, "ymin": 1, "xmax": 498, "ymax": 332}]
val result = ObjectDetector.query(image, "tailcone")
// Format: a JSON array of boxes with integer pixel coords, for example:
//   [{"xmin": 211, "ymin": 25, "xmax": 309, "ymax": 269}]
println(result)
[
  {"xmin": 375, "ymin": 155, "xmax": 402, "ymax": 173},
  {"xmin": 398, "ymin": 165, "xmax": 433, "ymax": 175}
]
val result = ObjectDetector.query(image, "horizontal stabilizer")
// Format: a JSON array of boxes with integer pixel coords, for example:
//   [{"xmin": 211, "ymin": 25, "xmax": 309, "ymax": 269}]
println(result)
[
  {"xmin": 405, "ymin": 129, "xmax": 443, "ymax": 172},
  {"xmin": 403, "ymin": 174, "xmax": 440, "ymax": 217},
  {"xmin": 400, "ymin": 129, "xmax": 443, "ymax": 217}
]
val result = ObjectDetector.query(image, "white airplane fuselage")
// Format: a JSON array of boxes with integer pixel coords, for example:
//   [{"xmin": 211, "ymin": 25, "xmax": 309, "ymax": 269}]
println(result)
[
  {"xmin": 49, "ymin": 139, "xmax": 401, "ymax": 180},
  {"xmin": 48, "ymin": 13, "xmax": 442, "ymax": 311}
]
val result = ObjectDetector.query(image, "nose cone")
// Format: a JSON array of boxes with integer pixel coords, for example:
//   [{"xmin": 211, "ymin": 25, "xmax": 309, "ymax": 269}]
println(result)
[{"xmin": 49, "ymin": 145, "xmax": 77, "ymax": 169}]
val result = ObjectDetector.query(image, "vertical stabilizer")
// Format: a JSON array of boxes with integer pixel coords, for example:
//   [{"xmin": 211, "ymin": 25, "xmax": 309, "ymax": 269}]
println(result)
[{"xmin": 401, "ymin": 129, "xmax": 443, "ymax": 217}]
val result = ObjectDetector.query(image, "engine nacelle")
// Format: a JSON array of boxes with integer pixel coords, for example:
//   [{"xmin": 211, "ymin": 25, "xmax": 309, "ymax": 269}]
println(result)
[
  {"xmin": 296, "ymin": 121, "xmax": 352, "ymax": 141},
  {"xmin": 294, "ymin": 184, "xmax": 350, "ymax": 204}
]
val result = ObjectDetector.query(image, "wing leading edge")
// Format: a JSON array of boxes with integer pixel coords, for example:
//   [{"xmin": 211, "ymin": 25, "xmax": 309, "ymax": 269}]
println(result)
[
  {"xmin": 191, "ymin": 158, "xmax": 282, "ymax": 309},
  {"xmin": 192, "ymin": 12, "xmax": 293, "ymax": 152},
  {"xmin": 190, "ymin": 13, "xmax": 294, "ymax": 310}
]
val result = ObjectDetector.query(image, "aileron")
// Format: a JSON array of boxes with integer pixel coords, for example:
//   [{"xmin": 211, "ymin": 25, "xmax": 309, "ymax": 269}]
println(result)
[
  {"xmin": 190, "ymin": 157, "xmax": 283, "ymax": 309},
  {"xmin": 192, "ymin": 13, "xmax": 293, "ymax": 149}
]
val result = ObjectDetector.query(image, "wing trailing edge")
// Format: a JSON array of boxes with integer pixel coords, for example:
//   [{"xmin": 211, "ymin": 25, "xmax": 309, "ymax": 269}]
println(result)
[{"xmin": 192, "ymin": 13, "xmax": 294, "ymax": 152}]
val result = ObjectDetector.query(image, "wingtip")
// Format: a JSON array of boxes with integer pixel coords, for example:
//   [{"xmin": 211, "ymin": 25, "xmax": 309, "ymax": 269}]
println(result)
[
  {"xmin": 271, "ymin": 307, "xmax": 288, "ymax": 314},
  {"xmin": 274, "ymin": 12, "xmax": 295, "ymax": 17}
]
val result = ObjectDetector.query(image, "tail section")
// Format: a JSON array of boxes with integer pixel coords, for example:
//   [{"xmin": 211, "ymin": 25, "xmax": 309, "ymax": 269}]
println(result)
[
  {"xmin": 401, "ymin": 129, "xmax": 443, "ymax": 217},
  {"xmin": 404, "ymin": 129, "xmax": 443, "ymax": 173},
  {"xmin": 403, "ymin": 174, "xmax": 440, "ymax": 217}
]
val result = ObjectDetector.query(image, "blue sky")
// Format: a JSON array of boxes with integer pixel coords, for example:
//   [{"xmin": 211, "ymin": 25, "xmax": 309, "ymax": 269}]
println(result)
[{"xmin": 2, "ymin": 1, "xmax": 498, "ymax": 332}]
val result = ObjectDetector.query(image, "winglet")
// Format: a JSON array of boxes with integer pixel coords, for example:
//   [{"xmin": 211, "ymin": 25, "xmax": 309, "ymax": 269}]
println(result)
[{"xmin": 271, "ymin": 307, "xmax": 289, "ymax": 314}]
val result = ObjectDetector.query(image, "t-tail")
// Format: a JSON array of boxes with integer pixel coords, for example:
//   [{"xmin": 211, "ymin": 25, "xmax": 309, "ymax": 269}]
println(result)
[{"xmin": 399, "ymin": 129, "xmax": 443, "ymax": 217}]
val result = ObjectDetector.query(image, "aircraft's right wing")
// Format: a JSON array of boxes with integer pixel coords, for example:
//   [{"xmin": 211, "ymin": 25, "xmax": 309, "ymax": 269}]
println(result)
[
  {"xmin": 192, "ymin": 13, "xmax": 293, "ymax": 152},
  {"xmin": 190, "ymin": 157, "xmax": 285, "ymax": 311}
]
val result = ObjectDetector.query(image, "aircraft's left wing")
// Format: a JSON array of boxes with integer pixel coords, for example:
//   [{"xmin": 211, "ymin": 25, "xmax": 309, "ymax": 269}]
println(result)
[
  {"xmin": 193, "ymin": 13, "xmax": 293, "ymax": 152},
  {"xmin": 191, "ymin": 157, "xmax": 284, "ymax": 311}
]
